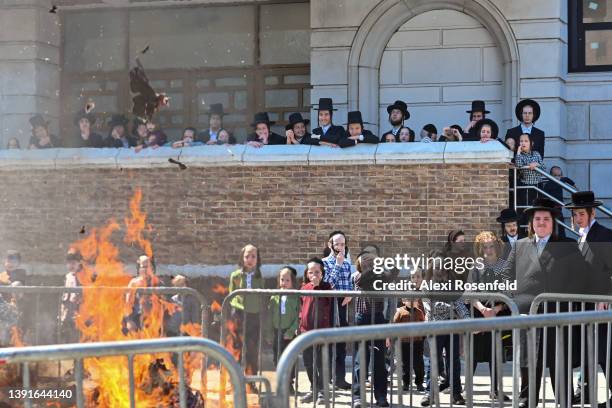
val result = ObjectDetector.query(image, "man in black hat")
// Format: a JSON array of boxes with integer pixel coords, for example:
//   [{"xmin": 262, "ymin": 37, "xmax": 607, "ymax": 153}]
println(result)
[
  {"xmin": 246, "ymin": 112, "xmax": 286, "ymax": 147},
  {"xmin": 73, "ymin": 109, "xmax": 104, "ymax": 148},
  {"xmin": 565, "ymin": 191, "xmax": 612, "ymax": 405},
  {"xmin": 496, "ymin": 208, "xmax": 525, "ymax": 258},
  {"xmin": 505, "ymin": 99, "xmax": 545, "ymax": 158},
  {"xmin": 463, "ymin": 100, "xmax": 490, "ymax": 141},
  {"xmin": 198, "ymin": 103, "xmax": 231, "ymax": 145},
  {"xmin": 339, "ymin": 111, "xmax": 378, "ymax": 147},
  {"xmin": 503, "ymin": 197, "xmax": 586, "ymax": 407},
  {"xmin": 285, "ymin": 112, "xmax": 318, "ymax": 145},
  {"xmin": 106, "ymin": 114, "xmax": 136, "ymax": 148},
  {"xmin": 311, "ymin": 98, "xmax": 346, "ymax": 146},
  {"xmin": 28, "ymin": 114, "xmax": 61, "ymax": 149},
  {"xmin": 380, "ymin": 100, "xmax": 415, "ymax": 142}
]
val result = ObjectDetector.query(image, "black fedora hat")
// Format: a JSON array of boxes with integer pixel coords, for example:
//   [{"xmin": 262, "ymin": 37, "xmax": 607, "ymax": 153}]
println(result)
[
  {"xmin": 208, "ymin": 103, "xmax": 225, "ymax": 117},
  {"xmin": 524, "ymin": 197, "xmax": 561, "ymax": 217},
  {"xmin": 496, "ymin": 208, "xmax": 519, "ymax": 223},
  {"xmin": 473, "ymin": 118, "xmax": 499, "ymax": 139},
  {"xmin": 29, "ymin": 114, "xmax": 49, "ymax": 129},
  {"xmin": 285, "ymin": 112, "xmax": 310, "ymax": 130},
  {"xmin": 466, "ymin": 100, "xmax": 490, "ymax": 114},
  {"xmin": 386, "ymin": 100, "xmax": 410, "ymax": 120},
  {"xmin": 345, "ymin": 110, "xmax": 373, "ymax": 126},
  {"xmin": 313, "ymin": 98, "xmax": 337, "ymax": 111},
  {"xmin": 565, "ymin": 191, "xmax": 603, "ymax": 209},
  {"xmin": 107, "ymin": 114, "xmax": 129, "ymax": 128},
  {"xmin": 251, "ymin": 112, "xmax": 275, "ymax": 126},
  {"xmin": 515, "ymin": 99, "xmax": 541, "ymax": 123},
  {"xmin": 73, "ymin": 109, "xmax": 96, "ymax": 126}
]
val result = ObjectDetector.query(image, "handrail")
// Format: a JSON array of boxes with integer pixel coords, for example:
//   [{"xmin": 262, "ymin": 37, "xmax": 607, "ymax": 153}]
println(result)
[
  {"xmin": 0, "ymin": 337, "xmax": 248, "ymax": 408},
  {"xmin": 274, "ymin": 310, "xmax": 612, "ymax": 407}
]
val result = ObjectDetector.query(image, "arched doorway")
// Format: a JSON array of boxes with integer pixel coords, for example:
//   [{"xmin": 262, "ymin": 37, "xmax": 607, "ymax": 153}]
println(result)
[
  {"xmin": 379, "ymin": 9, "xmax": 505, "ymax": 135},
  {"xmin": 347, "ymin": 0, "xmax": 518, "ymax": 135}
]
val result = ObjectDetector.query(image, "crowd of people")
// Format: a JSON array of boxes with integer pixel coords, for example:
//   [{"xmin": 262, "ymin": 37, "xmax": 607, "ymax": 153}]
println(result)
[
  {"xmin": 8, "ymin": 97, "xmax": 541, "ymax": 152},
  {"xmin": 1, "ymin": 189, "xmax": 611, "ymax": 406}
]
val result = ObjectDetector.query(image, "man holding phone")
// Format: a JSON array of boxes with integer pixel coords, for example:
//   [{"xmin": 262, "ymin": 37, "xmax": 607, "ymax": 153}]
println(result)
[{"xmin": 323, "ymin": 231, "xmax": 354, "ymax": 390}]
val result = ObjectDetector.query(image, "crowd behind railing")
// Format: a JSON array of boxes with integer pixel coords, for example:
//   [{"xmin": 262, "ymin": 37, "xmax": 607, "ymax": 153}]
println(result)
[{"xmin": 2, "ymin": 189, "xmax": 611, "ymax": 406}]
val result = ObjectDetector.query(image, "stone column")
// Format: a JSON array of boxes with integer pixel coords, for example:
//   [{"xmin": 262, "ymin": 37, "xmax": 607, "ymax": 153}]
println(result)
[{"xmin": 0, "ymin": 0, "xmax": 60, "ymax": 148}]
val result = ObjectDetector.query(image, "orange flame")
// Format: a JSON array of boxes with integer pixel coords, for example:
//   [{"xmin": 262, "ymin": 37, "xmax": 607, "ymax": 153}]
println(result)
[{"xmin": 211, "ymin": 301, "xmax": 222, "ymax": 313}]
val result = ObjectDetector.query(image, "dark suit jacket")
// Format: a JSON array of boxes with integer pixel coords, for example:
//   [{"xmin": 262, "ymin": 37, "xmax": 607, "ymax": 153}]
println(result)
[
  {"xmin": 297, "ymin": 132, "xmax": 320, "ymax": 146},
  {"xmin": 582, "ymin": 221, "xmax": 612, "ymax": 295},
  {"xmin": 338, "ymin": 129, "xmax": 379, "ymax": 148},
  {"xmin": 73, "ymin": 132, "xmax": 105, "ymax": 148},
  {"xmin": 197, "ymin": 128, "xmax": 228, "ymax": 144},
  {"xmin": 504, "ymin": 236, "xmax": 587, "ymax": 314},
  {"xmin": 311, "ymin": 124, "xmax": 346, "ymax": 145},
  {"xmin": 500, "ymin": 232, "xmax": 527, "ymax": 260},
  {"xmin": 505, "ymin": 125, "xmax": 545, "ymax": 158},
  {"xmin": 246, "ymin": 132, "xmax": 286, "ymax": 145}
]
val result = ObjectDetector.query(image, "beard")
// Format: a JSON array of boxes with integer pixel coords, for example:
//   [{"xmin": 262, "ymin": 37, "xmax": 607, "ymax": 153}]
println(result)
[{"xmin": 390, "ymin": 117, "xmax": 403, "ymax": 127}]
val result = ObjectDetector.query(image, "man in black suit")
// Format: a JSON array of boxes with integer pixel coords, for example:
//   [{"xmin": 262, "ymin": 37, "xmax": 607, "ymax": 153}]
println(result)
[
  {"xmin": 198, "ymin": 103, "xmax": 231, "ymax": 145},
  {"xmin": 496, "ymin": 208, "xmax": 526, "ymax": 259},
  {"xmin": 503, "ymin": 198, "xmax": 587, "ymax": 407},
  {"xmin": 285, "ymin": 112, "xmax": 319, "ymax": 145},
  {"xmin": 339, "ymin": 110, "xmax": 379, "ymax": 147},
  {"xmin": 566, "ymin": 191, "xmax": 612, "ymax": 406},
  {"xmin": 380, "ymin": 100, "xmax": 415, "ymax": 142},
  {"xmin": 505, "ymin": 99, "xmax": 546, "ymax": 158},
  {"xmin": 311, "ymin": 98, "xmax": 346, "ymax": 147},
  {"xmin": 463, "ymin": 100, "xmax": 489, "ymax": 141}
]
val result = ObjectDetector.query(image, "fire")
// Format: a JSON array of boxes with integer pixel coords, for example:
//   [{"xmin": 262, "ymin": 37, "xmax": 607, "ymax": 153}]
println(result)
[
  {"xmin": 212, "ymin": 283, "xmax": 229, "ymax": 296},
  {"xmin": 66, "ymin": 189, "xmax": 200, "ymax": 407}
]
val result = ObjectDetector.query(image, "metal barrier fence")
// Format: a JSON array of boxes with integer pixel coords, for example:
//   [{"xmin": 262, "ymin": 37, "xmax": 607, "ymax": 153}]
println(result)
[
  {"xmin": 0, "ymin": 337, "xmax": 247, "ymax": 408},
  {"xmin": 0, "ymin": 285, "xmax": 209, "ymax": 344},
  {"xmin": 274, "ymin": 310, "xmax": 612, "ymax": 408},
  {"xmin": 529, "ymin": 293, "xmax": 612, "ymax": 408},
  {"xmin": 220, "ymin": 289, "xmax": 519, "ymax": 407}
]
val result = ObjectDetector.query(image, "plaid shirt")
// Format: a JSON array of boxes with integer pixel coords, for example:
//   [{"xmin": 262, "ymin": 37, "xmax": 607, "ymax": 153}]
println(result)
[
  {"xmin": 515, "ymin": 151, "xmax": 545, "ymax": 185},
  {"xmin": 353, "ymin": 272, "xmax": 385, "ymax": 316},
  {"xmin": 323, "ymin": 253, "xmax": 353, "ymax": 291},
  {"xmin": 424, "ymin": 298, "xmax": 470, "ymax": 321}
]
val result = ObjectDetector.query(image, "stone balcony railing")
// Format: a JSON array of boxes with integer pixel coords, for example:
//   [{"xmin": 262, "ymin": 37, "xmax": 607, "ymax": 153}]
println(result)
[{"xmin": 0, "ymin": 141, "xmax": 513, "ymax": 170}]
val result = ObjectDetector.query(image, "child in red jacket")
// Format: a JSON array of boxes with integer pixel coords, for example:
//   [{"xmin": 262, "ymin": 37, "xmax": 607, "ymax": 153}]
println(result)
[{"xmin": 298, "ymin": 257, "xmax": 332, "ymax": 405}]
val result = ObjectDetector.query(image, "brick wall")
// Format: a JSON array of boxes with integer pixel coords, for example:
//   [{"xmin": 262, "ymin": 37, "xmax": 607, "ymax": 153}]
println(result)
[{"xmin": 0, "ymin": 153, "xmax": 509, "ymax": 268}]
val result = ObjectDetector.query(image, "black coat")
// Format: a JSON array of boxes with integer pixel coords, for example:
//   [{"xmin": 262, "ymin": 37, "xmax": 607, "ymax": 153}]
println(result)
[
  {"xmin": 581, "ymin": 221, "xmax": 612, "ymax": 295},
  {"xmin": 503, "ymin": 236, "xmax": 587, "ymax": 314},
  {"xmin": 29, "ymin": 134, "xmax": 62, "ymax": 148},
  {"xmin": 338, "ymin": 129, "xmax": 379, "ymax": 148},
  {"xmin": 296, "ymin": 132, "xmax": 320, "ymax": 146},
  {"xmin": 500, "ymin": 231, "xmax": 527, "ymax": 259},
  {"xmin": 106, "ymin": 135, "xmax": 137, "ymax": 148},
  {"xmin": 311, "ymin": 124, "xmax": 346, "ymax": 145},
  {"xmin": 462, "ymin": 127, "xmax": 480, "ymax": 141},
  {"xmin": 73, "ymin": 132, "xmax": 105, "ymax": 148},
  {"xmin": 197, "ymin": 128, "xmax": 227, "ymax": 144},
  {"xmin": 246, "ymin": 132, "xmax": 286, "ymax": 145},
  {"xmin": 505, "ymin": 126, "xmax": 545, "ymax": 158}
]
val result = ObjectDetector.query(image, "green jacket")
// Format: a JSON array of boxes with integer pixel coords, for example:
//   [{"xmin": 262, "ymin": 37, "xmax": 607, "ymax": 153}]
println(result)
[
  {"xmin": 228, "ymin": 268, "xmax": 264, "ymax": 312},
  {"xmin": 266, "ymin": 294, "xmax": 299, "ymax": 340}
]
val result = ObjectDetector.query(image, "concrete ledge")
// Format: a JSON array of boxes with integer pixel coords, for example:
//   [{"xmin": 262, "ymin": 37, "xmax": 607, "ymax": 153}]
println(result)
[
  {"xmin": 242, "ymin": 144, "xmax": 310, "ymax": 166},
  {"xmin": 443, "ymin": 140, "xmax": 514, "ymax": 163},
  {"xmin": 178, "ymin": 144, "xmax": 244, "ymax": 167},
  {"xmin": 116, "ymin": 147, "xmax": 181, "ymax": 169},
  {"xmin": 0, "ymin": 142, "xmax": 512, "ymax": 170},
  {"xmin": 376, "ymin": 142, "xmax": 444, "ymax": 164},
  {"xmin": 308, "ymin": 144, "xmax": 376, "ymax": 165}
]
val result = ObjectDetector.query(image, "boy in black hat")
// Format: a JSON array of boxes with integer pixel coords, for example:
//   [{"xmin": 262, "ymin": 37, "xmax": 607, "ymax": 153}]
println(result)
[
  {"xmin": 73, "ymin": 109, "xmax": 104, "ymax": 148},
  {"xmin": 198, "ymin": 103, "xmax": 232, "ymax": 145},
  {"xmin": 381, "ymin": 100, "xmax": 415, "ymax": 142},
  {"xmin": 311, "ymin": 98, "xmax": 346, "ymax": 146},
  {"xmin": 285, "ymin": 112, "xmax": 317, "ymax": 145},
  {"xmin": 28, "ymin": 114, "xmax": 61, "ymax": 149},
  {"xmin": 496, "ymin": 208, "xmax": 525, "ymax": 257},
  {"xmin": 505, "ymin": 99, "xmax": 545, "ymax": 158},
  {"xmin": 246, "ymin": 112, "xmax": 286, "ymax": 147},
  {"xmin": 339, "ymin": 111, "xmax": 379, "ymax": 147},
  {"xmin": 463, "ymin": 100, "xmax": 490, "ymax": 141},
  {"xmin": 106, "ymin": 114, "xmax": 136, "ymax": 148}
]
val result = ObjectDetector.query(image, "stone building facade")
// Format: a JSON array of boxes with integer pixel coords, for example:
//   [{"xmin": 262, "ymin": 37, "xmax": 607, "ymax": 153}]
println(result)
[{"xmin": 1, "ymin": 0, "xmax": 611, "ymax": 210}]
